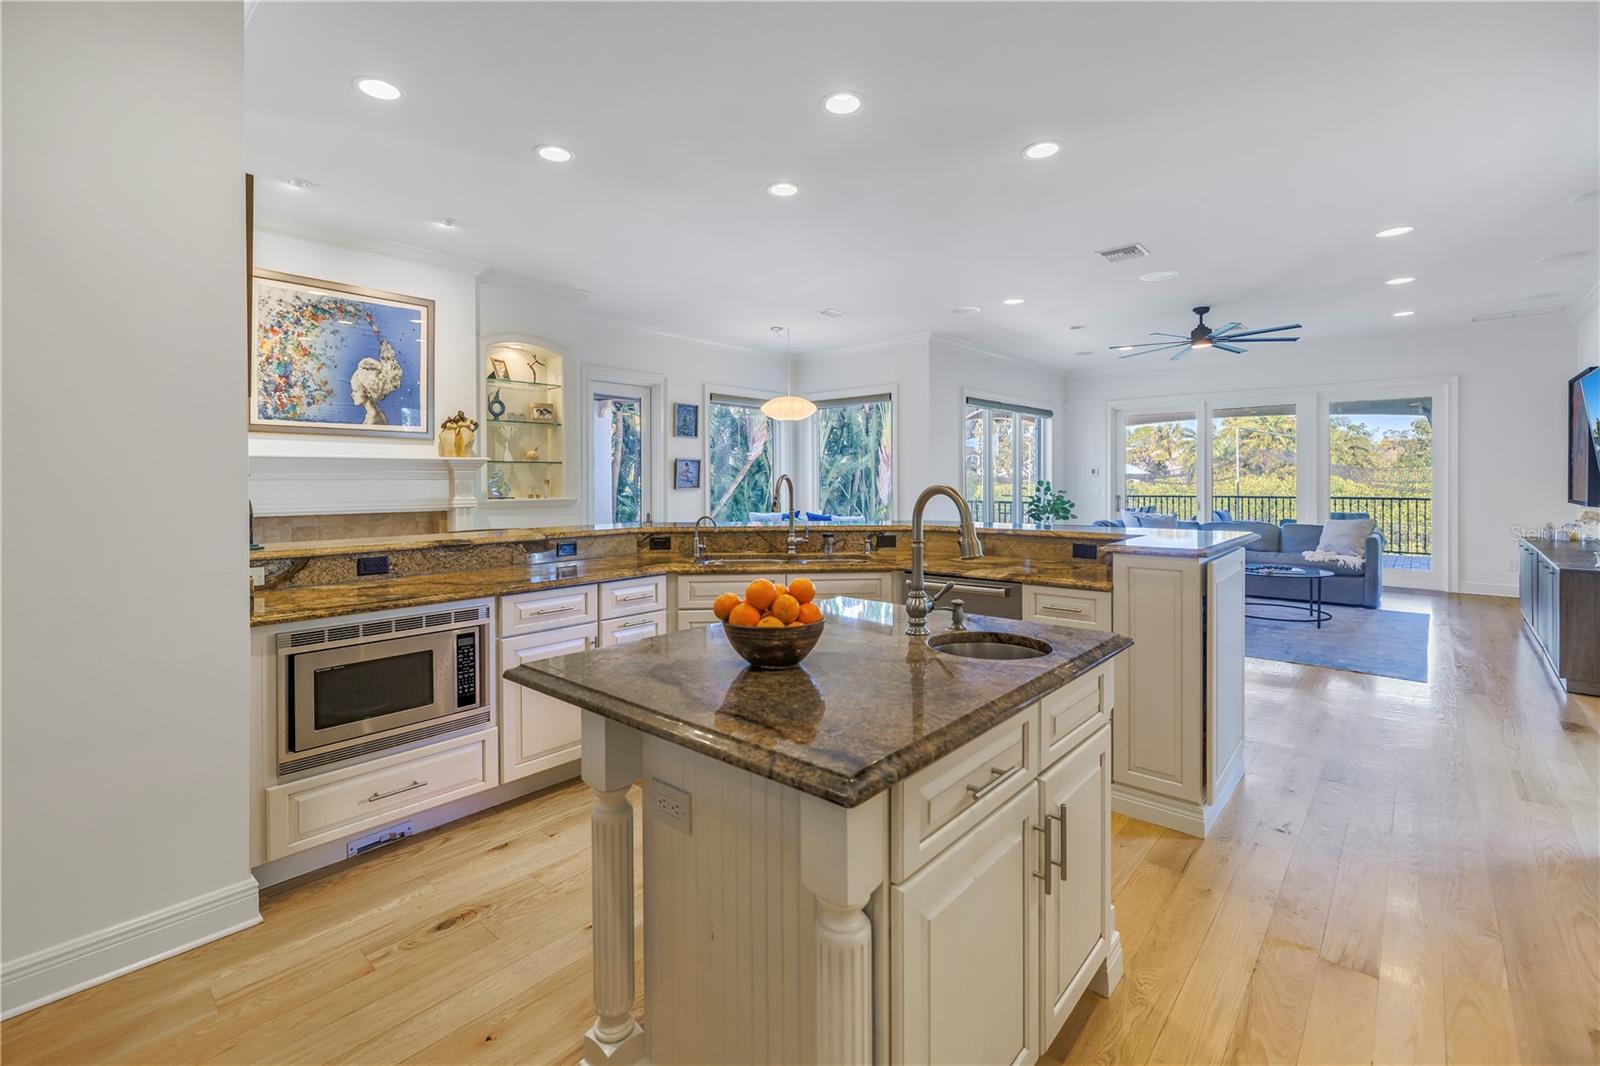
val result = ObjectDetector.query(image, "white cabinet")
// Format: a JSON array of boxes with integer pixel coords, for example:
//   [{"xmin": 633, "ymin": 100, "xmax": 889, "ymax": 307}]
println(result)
[
  {"xmin": 499, "ymin": 622, "xmax": 596, "ymax": 782},
  {"xmin": 600, "ymin": 611, "xmax": 667, "ymax": 646},
  {"xmin": 801, "ymin": 571, "xmax": 893, "ymax": 602},
  {"xmin": 501, "ymin": 584, "xmax": 598, "ymax": 636},
  {"xmin": 891, "ymin": 783, "xmax": 1040, "ymax": 1066},
  {"xmin": 1039, "ymin": 724, "xmax": 1112, "ymax": 1040},
  {"xmin": 599, "ymin": 575, "xmax": 666, "ymax": 619},
  {"xmin": 676, "ymin": 572, "xmax": 785, "ymax": 610},
  {"xmin": 673, "ymin": 570, "xmax": 893, "ymax": 630},
  {"xmin": 1022, "ymin": 586, "xmax": 1111, "ymax": 631},
  {"xmin": 674, "ymin": 608, "xmax": 719, "ymax": 632}
]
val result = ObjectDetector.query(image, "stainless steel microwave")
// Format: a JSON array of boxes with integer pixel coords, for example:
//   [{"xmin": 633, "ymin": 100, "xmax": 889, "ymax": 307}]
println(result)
[{"xmin": 276, "ymin": 604, "xmax": 490, "ymax": 775}]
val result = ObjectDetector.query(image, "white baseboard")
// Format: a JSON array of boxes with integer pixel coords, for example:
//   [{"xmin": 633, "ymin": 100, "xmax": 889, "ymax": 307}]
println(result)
[
  {"xmin": 1459, "ymin": 581, "xmax": 1517, "ymax": 598},
  {"xmin": 1, "ymin": 877, "xmax": 260, "ymax": 1020}
]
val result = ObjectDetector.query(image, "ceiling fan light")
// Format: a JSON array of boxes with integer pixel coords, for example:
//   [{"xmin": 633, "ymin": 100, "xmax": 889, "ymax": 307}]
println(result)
[
  {"xmin": 1191, "ymin": 337, "xmax": 1214, "ymax": 349},
  {"xmin": 761, "ymin": 394, "xmax": 817, "ymax": 421}
]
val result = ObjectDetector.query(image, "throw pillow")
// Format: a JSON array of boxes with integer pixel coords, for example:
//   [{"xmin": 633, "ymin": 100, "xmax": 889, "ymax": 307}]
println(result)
[
  {"xmin": 1315, "ymin": 517, "xmax": 1375, "ymax": 557},
  {"xmin": 1139, "ymin": 513, "xmax": 1179, "ymax": 529},
  {"xmin": 1120, "ymin": 510, "xmax": 1146, "ymax": 527}
]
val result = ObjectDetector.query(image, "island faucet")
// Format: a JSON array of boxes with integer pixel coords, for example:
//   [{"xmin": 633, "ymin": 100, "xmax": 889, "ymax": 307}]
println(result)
[
  {"xmin": 904, "ymin": 484, "xmax": 984, "ymax": 636},
  {"xmin": 769, "ymin": 474, "xmax": 807, "ymax": 554},
  {"xmin": 693, "ymin": 515, "xmax": 717, "ymax": 561}
]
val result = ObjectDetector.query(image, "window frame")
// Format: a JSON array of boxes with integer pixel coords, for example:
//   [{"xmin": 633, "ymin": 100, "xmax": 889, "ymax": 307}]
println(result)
[
  {"xmin": 962, "ymin": 392, "xmax": 1054, "ymax": 529},
  {"xmin": 703, "ymin": 384, "xmax": 783, "ymax": 524},
  {"xmin": 805, "ymin": 389, "xmax": 897, "ymax": 523}
]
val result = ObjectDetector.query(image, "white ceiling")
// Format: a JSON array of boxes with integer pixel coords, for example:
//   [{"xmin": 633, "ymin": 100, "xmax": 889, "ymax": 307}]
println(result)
[{"xmin": 245, "ymin": 2, "xmax": 1599, "ymax": 364}]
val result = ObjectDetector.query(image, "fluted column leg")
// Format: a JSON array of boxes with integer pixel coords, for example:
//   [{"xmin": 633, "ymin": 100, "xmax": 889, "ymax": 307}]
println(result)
[
  {"xmin": 579, "ymin": 712, "xmax": 645, "ymax": 1066},
  {"xmin": 815, "ymin": 896, "xmax": 874, "ymax": 1065}
]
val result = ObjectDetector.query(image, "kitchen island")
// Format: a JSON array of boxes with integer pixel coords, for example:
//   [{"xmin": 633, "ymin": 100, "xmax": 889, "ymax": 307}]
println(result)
[{"xmin": 506, "ymin": 599, "xmax": 1131, "ymax": 1066}]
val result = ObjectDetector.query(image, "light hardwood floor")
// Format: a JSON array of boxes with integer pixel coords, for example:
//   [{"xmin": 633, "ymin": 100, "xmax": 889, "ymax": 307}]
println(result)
[{"xmin": 3, "ymin": 592, "xmax": 1595, "ymax": 1065}]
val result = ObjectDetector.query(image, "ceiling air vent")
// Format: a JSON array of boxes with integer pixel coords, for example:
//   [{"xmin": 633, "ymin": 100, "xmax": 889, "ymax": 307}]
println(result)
[
  {"xmin": 816, "ymin": 308, "xmax": 848, "ymax": 318},
  {"xmin": 1097, "ymin": 243, "xmax": 1149, "ymax": 263},
  {"xmin": 1470, "ymin": 306, "xmax": 1566, "ymax": 322}
]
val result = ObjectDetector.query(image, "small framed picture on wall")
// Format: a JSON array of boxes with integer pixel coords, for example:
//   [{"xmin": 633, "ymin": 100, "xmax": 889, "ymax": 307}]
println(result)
[
  {"xmin": 673, "ymin": 402, "xmax": 699, "ymax": 438},
  {"xmin": 674, "ymin": 458, "xmax": 701, "ymax": 490}
]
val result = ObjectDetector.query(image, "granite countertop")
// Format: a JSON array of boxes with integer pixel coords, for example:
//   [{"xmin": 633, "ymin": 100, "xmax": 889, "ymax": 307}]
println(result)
[
  {"xmin": 504, "ymin": 598, "xmax": 1131, "ymax": 807},
  {"xmin": 1098, "ymin": 527, "xmax": 1260, "ymax": 557},
  {"xmin": 1523, "ymin": 535, "xmax": 1600, "ymax": 572}
]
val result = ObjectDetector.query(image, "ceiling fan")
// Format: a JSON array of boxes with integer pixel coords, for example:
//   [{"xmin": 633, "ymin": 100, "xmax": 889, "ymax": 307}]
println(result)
[{"xmin": 1109, "ymin": 306, "xmax": 1301, "ymax": 359}]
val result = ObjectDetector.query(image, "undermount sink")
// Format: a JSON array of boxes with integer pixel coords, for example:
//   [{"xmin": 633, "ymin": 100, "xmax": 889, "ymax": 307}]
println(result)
[
  {"xmin": 694, "ymin": 553, "xmax": 877, "ymax": 568},
  {"xmin": 927, "ymin": 633, "xmax": 1053, "ymax": 660}
]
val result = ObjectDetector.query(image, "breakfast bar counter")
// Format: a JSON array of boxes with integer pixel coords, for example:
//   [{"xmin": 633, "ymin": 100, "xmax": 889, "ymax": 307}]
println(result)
[{"xmin": 505, "ymin": 600, "xmax": 1131, "ymax": 1065}]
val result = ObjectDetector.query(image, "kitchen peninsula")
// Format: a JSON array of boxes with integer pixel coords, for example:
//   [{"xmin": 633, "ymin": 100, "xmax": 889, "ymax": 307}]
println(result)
[{"xmin": 507, "ymin": 599, "xmax": 1131, "ymax": 1065}]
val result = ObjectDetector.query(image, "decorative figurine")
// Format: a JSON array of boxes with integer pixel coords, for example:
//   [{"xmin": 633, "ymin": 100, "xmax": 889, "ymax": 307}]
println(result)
[
  {"xmin": 487, "ymin": 388, "xmax": 506, "ymax": 420},
  {"xmin": 488, "ymin": 469, "xmax": 512, "ymax": 499},
  {"xmin": 522, "ymin": 447, "xmax": 541, "ymax": 461},
  {"xmin": 437, "ymin": 410, "xmax": 478, "ymax": 457}
]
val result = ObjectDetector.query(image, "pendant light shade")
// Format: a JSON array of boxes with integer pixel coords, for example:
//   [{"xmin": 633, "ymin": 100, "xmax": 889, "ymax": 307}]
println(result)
[{"xmin": 763, "ymin": 325, "xmax": 815, "ymax": 422}]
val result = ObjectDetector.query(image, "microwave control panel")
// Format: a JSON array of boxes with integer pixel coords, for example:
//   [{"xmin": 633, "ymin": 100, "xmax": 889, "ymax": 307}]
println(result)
[{"xmin": 456, "ymin": 631, "xmax": 479, "ymax": 708}]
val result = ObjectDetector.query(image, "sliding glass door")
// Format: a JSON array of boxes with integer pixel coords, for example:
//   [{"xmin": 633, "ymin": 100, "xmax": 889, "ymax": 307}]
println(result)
[
  {"xmin": 1209, "ymin": 404, "xmax": 1297, "ymax": 524},
  {"xmin": 1326, "ymin": 394, "xmax": 1439, "ymax": 588},
  {"xmin": 1120, "ymin": 412, "xmax": 1199, "ymax": 520},
  {"xmin": 965, "ymin": 398, "xmax": 1052, "ymax": 527}
]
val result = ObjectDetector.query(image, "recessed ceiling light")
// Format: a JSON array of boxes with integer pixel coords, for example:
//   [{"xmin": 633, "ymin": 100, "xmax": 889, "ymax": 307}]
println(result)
[
  {"xmin": 1375, "ymin": 225, "xmax": 1414, "ymax": 239},
  {"xmin": 953, "ymin": 306, "xmax": 982, "ymax": 314},
  {"xmin": 817, "ymin": 307, "xmax": 848, "ymax": 318},
  {"xmin": 535, "ymin": 144, "xmax": 574, "ymax": 163},
  {"xmin": 354, "ymin": 77, "xmax": 402, "ymax": 101},
  {"xmin": 1069, "ymin": 324, "xmax": 1086, "ymax": 330},
  {"xmin": 1538, "ymin": 250, "xmax": 1595, "ymax": 264},
  {"xmin": 1570, "ymin": 189, "xmax": 1599, "ymax": 205},
  {"xmin": 1386, "ymin": 276, "xmax": 1415, "ymax": 286},
  {"xmin": 766, "ymin": 181, "xmax": 799, "ymax": 198},
  {"xmin": 822, "ymin": 91, "xmax": 862, "ymax": 115},
  {"xmin": 1140, "ymin": 270, "xmax": 1180, "ymax": 282},
  {"xmin": 1393, "ymin": 310, "xmax": 1415, "ymax": 317},
  {"xmin": 1002, "ymin": 298, "xmax": 1025, "ymax": 306},
  {"xmin": 1074, "ymin": 350, "xmax": 1095, "ymax": 356},
  {"xmin": 283, "ymin": 177, "xmax": 312, "ymax": 189},
  {"xmin": 434, "ymin": 217, "xmax": 459, "ymax": 229},
  {"xmin": 1022, "ymin": 141, "xmax": 1061, "ymax": 160}
]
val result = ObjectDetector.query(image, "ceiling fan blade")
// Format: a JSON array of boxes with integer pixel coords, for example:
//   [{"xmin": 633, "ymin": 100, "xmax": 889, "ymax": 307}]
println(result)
[
  {"xmin": 1148, "ymin": 332, "xmax": 1190, "ymax": 339},
  {"xmin": 1216, "ymin": 336, "xmax": 1299, "ymax": 342},
  {"xmin": 1212, "ymin": 342, "xmax": 1246, "ymax": 354},
  {"xmin": 1212, "ymin": 322, "xmax": 1241, "ymax": 334},
  {"xmin": 1117, "ymin": 343, "xmax": 1188, "ymax": 358},
  {"xmin": 1111, "ymin": 340, "xmax": 1186, "ymax": 350},
  {"xmin": 1217, "ymin": 324, "xmax": 1301, "ymax": 339},
  {"xmin": 1169, "ymin": 347, "xmax": 1194, "ymax": 361}
]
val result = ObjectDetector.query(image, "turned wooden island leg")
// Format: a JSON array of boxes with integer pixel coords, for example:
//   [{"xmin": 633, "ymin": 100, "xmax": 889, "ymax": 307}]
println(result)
[
  {"xmin": 800, "ymin": 791, "xmax": 887, "ymax": 1066},
  {"xmin": 579, "ymin": 712, "xmax": 645, "ymax": 1066}
]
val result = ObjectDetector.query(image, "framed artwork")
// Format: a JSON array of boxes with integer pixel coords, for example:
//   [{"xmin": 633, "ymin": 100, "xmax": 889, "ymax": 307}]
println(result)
[
  {"xmin": 674, "ymin": 402, "xmax": 699, "ymax": 438},
  {"xmin": 674, "ymin": 458, "xmax": 701, "ymax": 490},
  {"xmin": 250, "ymin": 269, "xmax": 434, "ymax": 437},
  {"xmin": 488, "ymin": 357, "xmax": 510, "ymax": 380}
]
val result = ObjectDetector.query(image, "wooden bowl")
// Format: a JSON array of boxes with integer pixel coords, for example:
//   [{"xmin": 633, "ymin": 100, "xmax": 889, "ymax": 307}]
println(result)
[{"xmin": 720, "ymin": 617, "xmax": 825, "ymax": 670}]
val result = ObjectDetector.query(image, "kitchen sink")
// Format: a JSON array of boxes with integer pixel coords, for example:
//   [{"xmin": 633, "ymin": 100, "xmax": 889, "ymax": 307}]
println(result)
[{"xmin": 927, "ymin": 633, "xmax": 1053, "ymax": 660}]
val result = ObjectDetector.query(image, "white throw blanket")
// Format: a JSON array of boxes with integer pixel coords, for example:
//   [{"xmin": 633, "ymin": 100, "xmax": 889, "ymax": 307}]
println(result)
[{"xmin": 1303, "ymin": 548, "xmax": 1362, "ymax": 569}]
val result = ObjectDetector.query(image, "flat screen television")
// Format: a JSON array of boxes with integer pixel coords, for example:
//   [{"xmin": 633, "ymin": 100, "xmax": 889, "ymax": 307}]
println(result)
[{"xmin": 1572, "ymin": 366, "xmax": 1600, "ymax": 506}]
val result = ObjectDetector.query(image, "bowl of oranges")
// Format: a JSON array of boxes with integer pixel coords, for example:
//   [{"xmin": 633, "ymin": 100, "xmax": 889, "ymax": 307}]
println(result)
[{"xmin": 713, "ymin": 577, "xmax": 826, "ymax": 669}]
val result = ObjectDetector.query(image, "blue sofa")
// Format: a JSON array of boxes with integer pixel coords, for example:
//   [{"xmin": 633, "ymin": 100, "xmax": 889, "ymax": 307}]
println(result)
[{"xmin": 1093, "ymin": 514, "xmax": 1384, "ymax": 608}]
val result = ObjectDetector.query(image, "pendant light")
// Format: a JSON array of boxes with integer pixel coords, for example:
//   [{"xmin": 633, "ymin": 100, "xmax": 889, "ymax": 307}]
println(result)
[{"xmin": 760, "ymin": 325, "xmax": 817, "ymax": 421}]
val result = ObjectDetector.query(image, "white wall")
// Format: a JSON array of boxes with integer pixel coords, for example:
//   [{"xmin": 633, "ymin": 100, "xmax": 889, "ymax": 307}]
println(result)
[
  {"xmin": 2, "ymin": 2, "xmax": 257, "ymax": 1015},
  {"xmin": 1576, "ymin": 296, "xmax": 1598, "ymax": 372},
  {"xmin": 1057, "ymin": 317, "xmax": 1580, "ymax": 596}
]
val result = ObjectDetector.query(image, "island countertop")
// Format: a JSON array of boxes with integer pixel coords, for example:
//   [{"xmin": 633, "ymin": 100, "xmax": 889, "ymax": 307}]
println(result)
[{"xmin": 504, "ymin": 598, "xmax": 1131, "ymax": 808}]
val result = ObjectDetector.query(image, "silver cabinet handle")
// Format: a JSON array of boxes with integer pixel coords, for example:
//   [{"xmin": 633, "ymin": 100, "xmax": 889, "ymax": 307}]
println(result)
[
  {"xmin": 1055, "ymin": 802, "xmax": 1068, "ymax": 881},
  {"xmin": 1041, "ymin": 603, "xmax": 1086, "ymax": 616},
  {"xmin": 1033, "ymin": 823, "xmax": 1053, "ymax": 895},
  {"xmin": 966, "ymin": 764, "xmax": 1019, "ymax": 801},
  {"xmin": 367, "ymin": 779, "xmax": 427, "ymax": 803},
  {"xmin": 615, "ymin": 591, "xmax": 654, "ymax": 602},
  {"xmin": 616, "ymin": 618, "xmax": 656, "ymax": 630},
  {"xmin": 533, "ymin": 604, "xmax": 576, "ymax": 615}
]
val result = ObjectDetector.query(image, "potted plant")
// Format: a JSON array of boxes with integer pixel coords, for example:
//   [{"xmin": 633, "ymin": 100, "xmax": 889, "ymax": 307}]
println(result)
[{"xmin": 1023, "ymin": 481, "xmax": 1076, "ymax": 529}]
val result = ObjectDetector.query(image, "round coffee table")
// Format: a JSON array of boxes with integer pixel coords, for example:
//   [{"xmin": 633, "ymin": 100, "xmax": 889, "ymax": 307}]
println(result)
[{"xmin": 1245, "ymin": 564, "xmax": 1335, "ymax": 628}]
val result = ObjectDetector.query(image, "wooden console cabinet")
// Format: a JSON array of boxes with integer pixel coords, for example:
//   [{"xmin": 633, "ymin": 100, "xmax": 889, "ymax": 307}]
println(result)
[{"xmin": 1518, "ymin": 537, "xmax": 1600, "ymax": 695}]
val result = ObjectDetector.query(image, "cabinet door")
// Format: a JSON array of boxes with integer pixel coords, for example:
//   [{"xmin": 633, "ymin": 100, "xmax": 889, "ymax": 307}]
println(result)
[
  {"xmin": 1538, "ymin": 562, "xmax": 1561, "ymax": 669},
  {"xmin": 1518, "ymin": 545, "xmax": 1535, "ymax": 626},
  {"xmin": 892, "ymin": 784, "xmax": 1040, "ymax": 1066},
  {"xmin": 790, "ymin": 571, "xmax": 892, "ymax": 603},
  {"xmin": 498, "ymin": 624, "xmax": 595, "ymax": 782},
  {"xmin": 600, "ymin": 610, "xmax": 666, "ymax": 647},
  {"xmin": 1039, "ymin": 724, "xmax": 1111, "ymax": 1044}
]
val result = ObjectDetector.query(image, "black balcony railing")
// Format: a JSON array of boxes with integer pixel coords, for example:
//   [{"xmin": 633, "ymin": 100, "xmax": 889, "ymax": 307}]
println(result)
[
  {"xmin": 965, "ymin": 498, "xmax": 1032, "ymax": 526},
  {"xmin": 1123, "ymin": 493, "xmax": 1433, "ymax": 556}
]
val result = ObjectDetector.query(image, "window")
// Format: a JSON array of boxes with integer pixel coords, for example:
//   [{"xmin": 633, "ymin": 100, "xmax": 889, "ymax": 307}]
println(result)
[
  {"xmin": 1121, "ymin": 412, "xmax": 1198, "ymax": 520},
  {"xmin": 590, "ymin": 394, "xmax": 644, "ymax": 524},
  {"xmin": 707, "ymin": 394, "xmax": 776, "ymax": 523},
  {"xmin": 814, "ymin": 394, "xmax": 893, "ymax": 522},
  {"xmin": 963, "ymin": 397, "xmax": 1051, "ymax": 527},
  {"xmin": 1210, "ymin": 404, "xmax": 1296, "ymax": 524},
  {"xmin": 1328, "ymin": 396, "xmax": 1434, "ymax": 569}
]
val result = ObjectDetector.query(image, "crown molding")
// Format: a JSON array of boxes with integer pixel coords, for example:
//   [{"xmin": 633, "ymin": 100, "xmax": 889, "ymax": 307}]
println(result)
[
  {"xmin": 929, "ymin": 331, "xmax": 1046, "ymax": 367},
  {"xmin": 800, "ymin": 331, "xmax": 934, "ymax": 360},
  {"xmin": 253, "ymin": 215, "xmax": 489, "ymax": 276},
  {"xmin": 580, "ymin": 312, "xmax": 771, "ymax": 355},
  {"xmin": 1569, "ymin": 282, "xmax": 1599, "ymax": 325},
  {"xmin": 479, "ymin": 268, "xmax": 593, "ymax": 303}
]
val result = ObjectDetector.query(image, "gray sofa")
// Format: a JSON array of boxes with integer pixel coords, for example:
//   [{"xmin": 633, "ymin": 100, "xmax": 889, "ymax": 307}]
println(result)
[{"xmin": 1093, "ymin": 514, "xmax": 1384, "ymax": 608}]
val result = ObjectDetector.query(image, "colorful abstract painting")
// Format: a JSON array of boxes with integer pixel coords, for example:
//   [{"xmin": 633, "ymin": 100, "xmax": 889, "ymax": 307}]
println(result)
[{"xmin": 251, "ymin": 270, "xmax": 433, "ymax": 436}]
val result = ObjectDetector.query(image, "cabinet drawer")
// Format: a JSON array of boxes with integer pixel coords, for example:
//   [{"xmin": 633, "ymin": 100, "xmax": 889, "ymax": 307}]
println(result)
[
  {"xmin": 601, "ymin": 610, "xmax": 667, "ymax": 646},
  {"xmin": 793, "ymin": 572, "xmax": 892, "ymax": 602},
  {"xmin": 499, "ymin": 623, "xmax": 595, "ymax": 782},
  {"xmin": 599, "ymin": 575, "xmax": 666, "ymax": 619},
  {"xmin": 1041, "ymin": 665, "xmax": 1111, "ymax": 768},
  {"xmin": 675, "ymin": 608, "xmax": 720, "ymax": 632},
  {"xmin": 500, "ymin": 584, "xmax": 597, "ymax": 636},
  {"xmin": 1024, "ymin": 587, "xmax": 1110, "ymax": 630},
  {"xmin": 266, "ymin": 728, "xmax": 497, "ymax": 860},
  {"xmin": 891, "ymin": 702, "xmax": 1041, "ymax": 881},
  {"xmin": 676, "ymin": 573, "xmax": 784, "ymax": 610}
]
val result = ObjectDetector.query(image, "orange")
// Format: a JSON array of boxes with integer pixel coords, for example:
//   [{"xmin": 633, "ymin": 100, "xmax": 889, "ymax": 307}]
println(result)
[
  {"xmin": 788, "ymin": 577, "xmax": 816, "ymax": 605},
  {"xmin": 712, "ymin": 592, "xmax": 740, "ymax": 621},
  {"xmin": 756, "ymin": 615, "xmax": 785, "ymax": 628},
  {"xmin": 797, "ymin": 601, "xmax": 823, "ymax": 625},
  {"xmin": 773, "ymin": 584, "xmax": 789, "ymax": 599},
  {"xmin": 786, "ymin": 621, "xmax": 803, "ymax": 627},
  {"xmin": 728, "ymin": 602, "xmax": 762, "ymax": 628},
  {"xmin": 744, "ymin": 579, "xmax": 778, "ymax": 611},
  {"xmin": 770, "ymin": 593, "xmax": 800, "ymax": 624}
]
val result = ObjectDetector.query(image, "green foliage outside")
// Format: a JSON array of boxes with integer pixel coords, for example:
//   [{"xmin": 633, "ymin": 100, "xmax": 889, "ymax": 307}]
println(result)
[
  {"xmin": 962, "ymin": 406, "xmax": 1043, "ymax": 522},
  {"xmin": 817, "ymin": 400, "xmax": 893, "ymax": 521},
  {"xmin": 601, "ymin": 399, "xmax": 642, "ymax": 524},
  {"xmin": 708, "ymin": 401, "xmax": 774, "ymax": 523}
]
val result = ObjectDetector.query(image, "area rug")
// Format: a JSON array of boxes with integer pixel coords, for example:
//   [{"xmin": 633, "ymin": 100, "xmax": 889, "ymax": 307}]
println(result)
[{"xmin": 1245, "ymin": 604, "xmax": 1430, "ymax": 682}]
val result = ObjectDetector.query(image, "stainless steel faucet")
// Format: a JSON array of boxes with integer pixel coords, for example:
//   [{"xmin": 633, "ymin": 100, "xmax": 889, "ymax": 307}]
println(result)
[
  {"xmin": 693, "ymin": 515, "xmax": 717, "ymax": 561},
  {"xmin": 905, "ymin": 485, "xmax": 984, "ymax": 636},
  {"xmin": 769, "ymin": 474, "xmax": 807, "ymax": 554}
]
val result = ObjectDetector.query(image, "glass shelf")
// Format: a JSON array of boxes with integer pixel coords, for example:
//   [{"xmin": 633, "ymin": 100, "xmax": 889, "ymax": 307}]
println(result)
[
  {"xmin": 486, "ymin": 378, "xmax": 561, "ymax": 391},
  {"xmin": 486, "ymin": 416, "xmax": 562, "ymax": 427},
  {"xmin": 487, "ymin": 458, "xmax": 564, "ymax": 465}
]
